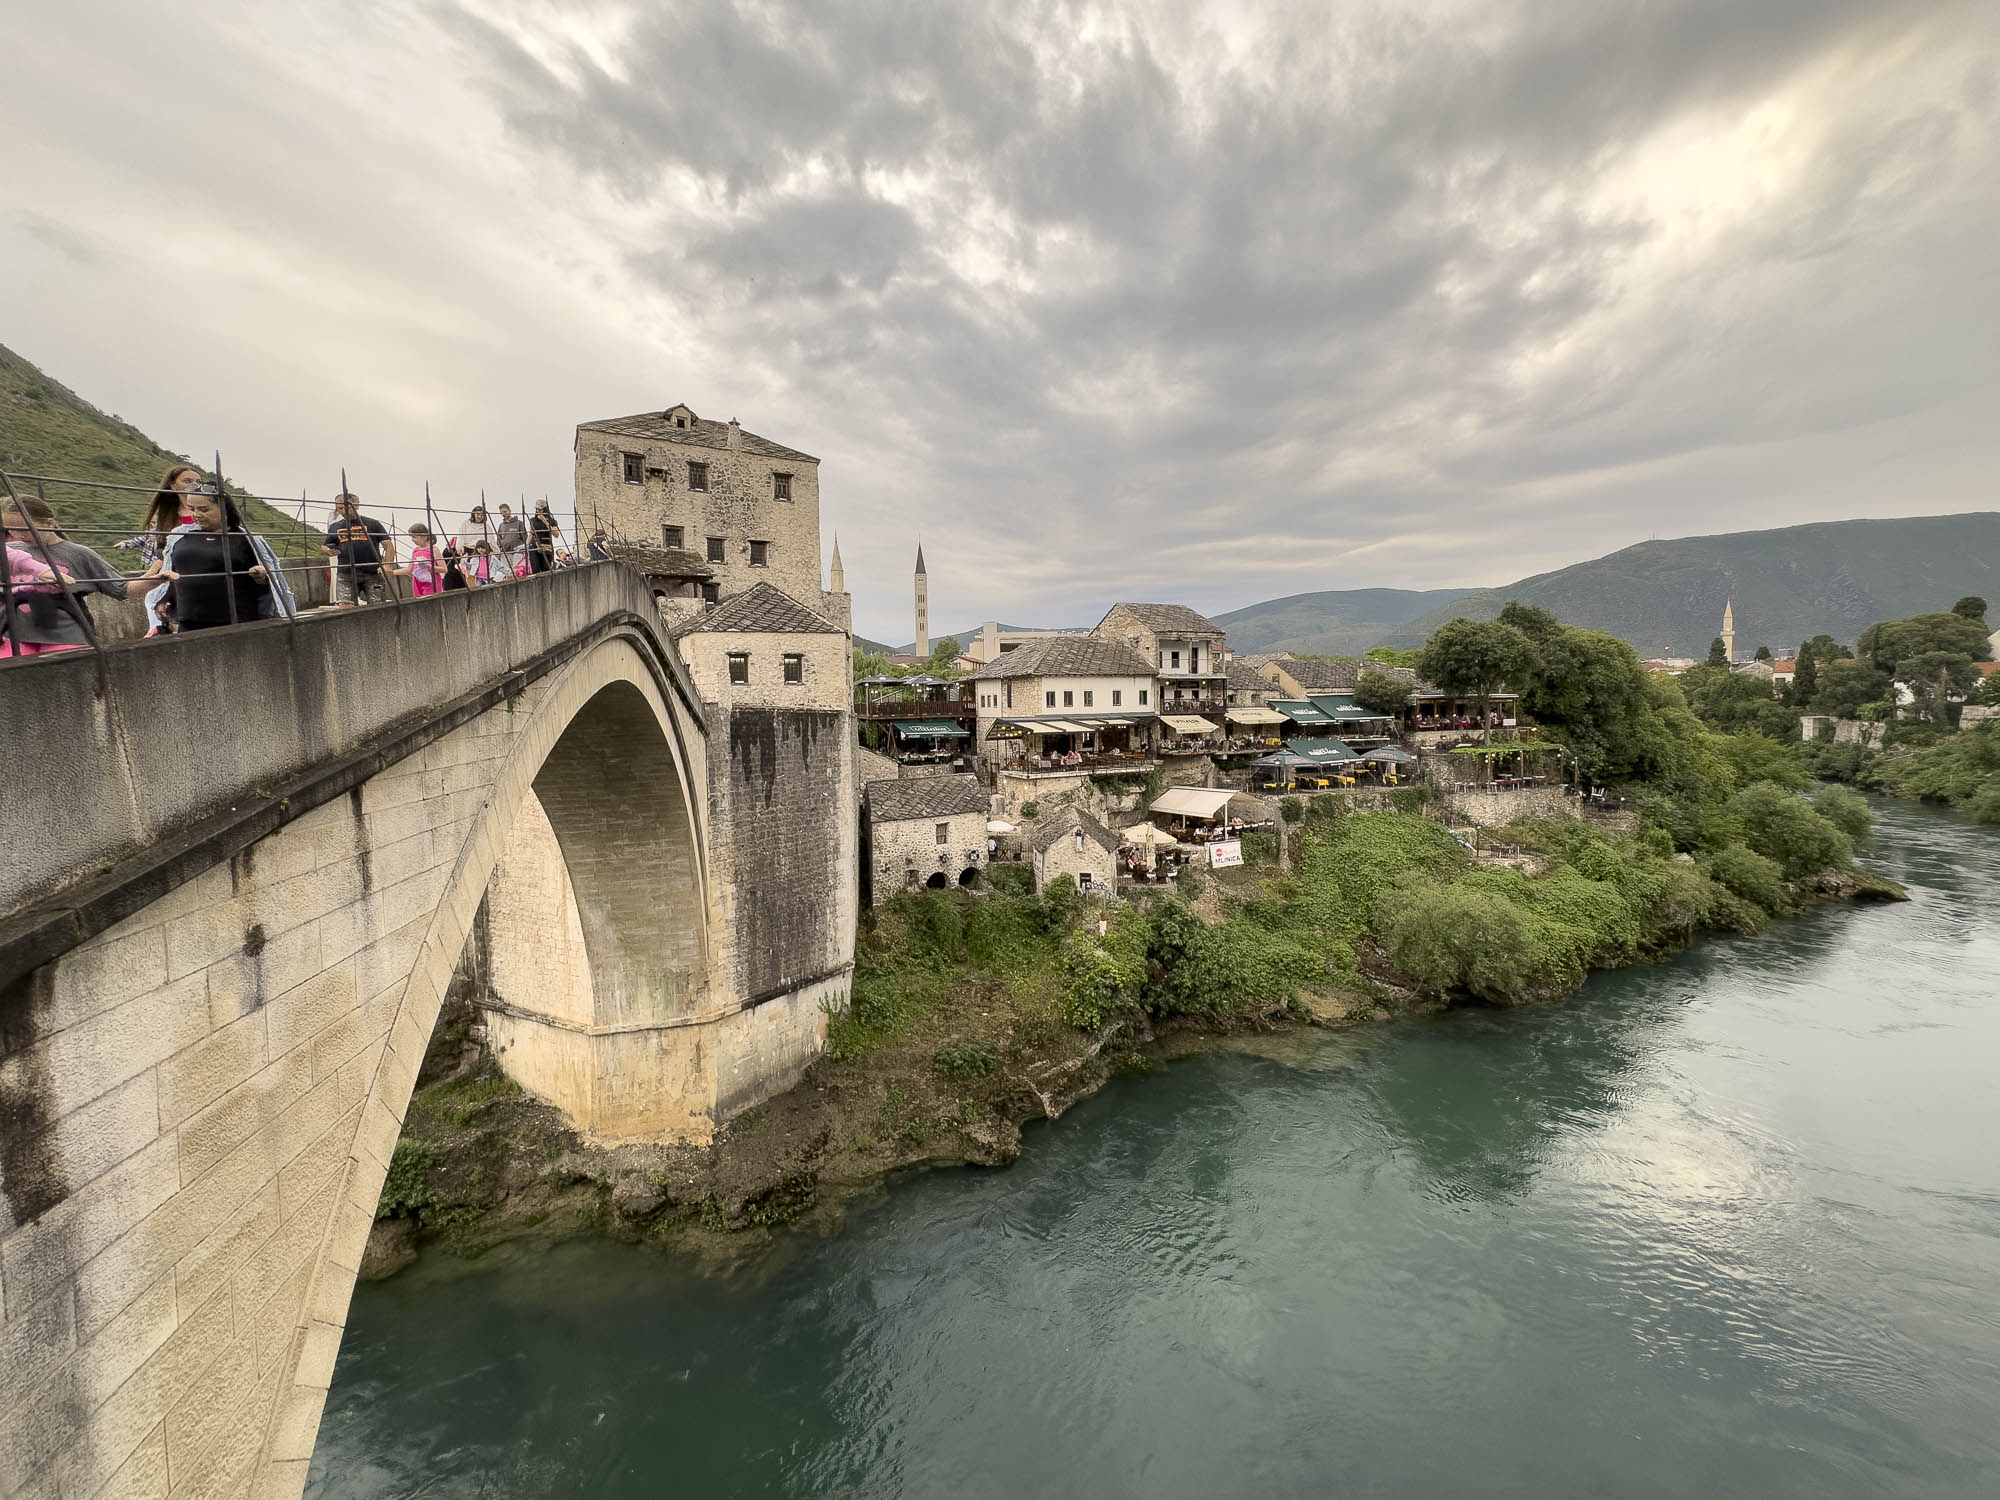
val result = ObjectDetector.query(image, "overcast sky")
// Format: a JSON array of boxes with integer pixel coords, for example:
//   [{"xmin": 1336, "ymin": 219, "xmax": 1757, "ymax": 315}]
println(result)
[{"xmin": 4, "ymin": 0, "xmax": 1995, "ymax": 642}]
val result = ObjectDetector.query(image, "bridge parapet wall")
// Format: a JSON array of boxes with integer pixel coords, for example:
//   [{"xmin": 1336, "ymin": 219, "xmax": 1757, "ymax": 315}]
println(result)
[{"xmin": 2, "ymin": 564, "xmax": 701, "ymax": 984}]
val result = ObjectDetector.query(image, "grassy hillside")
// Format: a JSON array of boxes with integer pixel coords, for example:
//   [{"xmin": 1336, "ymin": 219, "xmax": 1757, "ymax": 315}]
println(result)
[
  {"xmin": 1214, "ymin": 586, "xmax": 1466, "ymax": 654},
  {"xmin": 0, "ymin": 341, "xmax": 308, "ymax": 564},
  {"xmin": 1374, "ymin": 514, "xmax": 2000, "ymax": 657}
]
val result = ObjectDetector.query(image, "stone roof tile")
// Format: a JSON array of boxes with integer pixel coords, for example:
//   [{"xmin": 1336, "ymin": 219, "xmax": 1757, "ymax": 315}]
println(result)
[
  {"xmin": 1105, "ymin": 602, "xmax": 1223, "ymax": 635},
  {"xmin": 579, "ymin": 408, "xmax": 817, "ymax": 464},
  {"xmin": 674, "ymin": 581, "xmax": 842, "ymax": 637},
  {"xmin": 969, "ymin": 634, "xmax": 1157, "ymax": 681},
  {"xmin": 1030, "ymin": 805, "xmax": 1122, "ymax": 855},
  {"xmin": 865, "ymin": 773, "xmax": 990, "ymax": 823}
]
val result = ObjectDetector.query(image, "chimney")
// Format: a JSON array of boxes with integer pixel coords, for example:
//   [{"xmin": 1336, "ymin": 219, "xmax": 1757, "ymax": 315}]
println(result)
[{"xmin": 727, "ymin": 418, "xmax": 741, "ymax": 450}]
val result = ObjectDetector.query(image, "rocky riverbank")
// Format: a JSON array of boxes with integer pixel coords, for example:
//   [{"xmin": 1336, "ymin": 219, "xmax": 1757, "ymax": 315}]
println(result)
[{"xmin": 364, "ymin": 801, "xmax": 1903, "ymax": 1279}]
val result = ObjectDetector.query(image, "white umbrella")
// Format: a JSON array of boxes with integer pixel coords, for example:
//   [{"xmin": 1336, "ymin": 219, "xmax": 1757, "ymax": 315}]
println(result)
[
  {"xmin": 986, "ymin": 819, "xmax": 1017, "ymax": 834},
  {"xmin": 1121, "ymin": 822, "xmax": 1178, "ymax": 848}
]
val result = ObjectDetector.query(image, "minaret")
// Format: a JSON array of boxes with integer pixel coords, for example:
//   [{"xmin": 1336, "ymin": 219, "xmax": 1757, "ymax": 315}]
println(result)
[
  {"xmin": 828, "ymin": 535, "xmax": 844, "ymax": 594},
  {"xmin": 1721, "ymin": 600, "xmax": 1735, "ymax": 663},
  {"xmin": 914, "ymin": 541, "xmax": 929, "ymax": 658}
]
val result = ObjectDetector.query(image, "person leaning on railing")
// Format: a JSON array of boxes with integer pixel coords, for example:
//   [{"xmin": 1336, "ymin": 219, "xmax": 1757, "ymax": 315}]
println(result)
[
  {"xmin": 2, "ymin": 496, "xmax": 169, "ymax": 653},
  {"xmin": 111, "ymin": 461, "xmax": 205, "ymax": 565},
  {"xmin": 144, "ymin": 483, "xmax": 297, "ymax": 630}
]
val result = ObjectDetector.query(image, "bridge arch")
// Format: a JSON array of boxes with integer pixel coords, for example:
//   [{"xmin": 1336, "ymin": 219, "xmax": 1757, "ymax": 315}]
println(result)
[{"xmin": 0, "ymin": 588, "xmax": 720, "ymax": 1499}]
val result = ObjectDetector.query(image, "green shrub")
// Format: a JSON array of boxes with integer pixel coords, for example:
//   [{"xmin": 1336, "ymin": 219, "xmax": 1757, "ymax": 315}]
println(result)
[
  {"xmin": 1279, "ymin": 796, "xmax": 1304, "ymax": 824},
  {"xmin": 1725, "ymin": 783, "xmax": 1851, "ymax": 877},
  {"xmin": 1019, "ymin": 800, "xmax": 1040, "ymax": 819},
  {"xmin": 933, "ymin": 1040, "xmax": 1000, "ymax": 1078},
  {"xmin": 1810, "ymin": 785, "xmax": 1874, "ymax": 847},
  {"xmin": 986, "ymin": 862, "xmax": 1033, "ymax": 896},
  {"xmin": 1303, "ymin": 794, "xmax": 1347, "ymax": 824},
  {"xmin": 1037, "ymin": 874, "xmax": 1082, "ymax": 934},
  {"xmin": 1060, "ymin": 920, "xmax": 1148, "ymax": 1028},
  {"xmin": 1968, "ymin": 784, "xmax": 2000, "ymax": 825},
  {"xmin": 1378, "ymin": 881, "xmax": 1573, "ymax": 1003},
  {"xmin": 1701, "ymin": 844, "xmax": 1791, "ymax": 914},
  {"xmin": 378, "ymin": 1139, "xmax": 435, "ymax": 1218}
]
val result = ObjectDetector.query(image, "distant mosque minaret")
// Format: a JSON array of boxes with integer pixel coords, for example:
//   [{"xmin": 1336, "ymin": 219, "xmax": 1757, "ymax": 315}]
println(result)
[
  {"xmin": 1720, "ymin": 599, "xmax": 1736, "ymax": 663},
  {"xmin": 913, "ymin": 541, "xmax": 930, "ymax": 657},
  {"xmin": 828, "ymin": 535, "xmax": 844, "ymax": 595}
]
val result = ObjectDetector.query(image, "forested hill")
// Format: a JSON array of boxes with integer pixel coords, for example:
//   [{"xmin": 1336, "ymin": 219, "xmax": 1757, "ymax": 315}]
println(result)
[
  {"xmin": 1369, "ymin": 513, "xmax": 2000, "ymax": 657},
  {"xmin": 1213, "ymin": 587, "xmax": 1466, "ymax": 655},
  {"xmin": 0, "ymin": 341, "xmax": 303, "ymax": 561}
]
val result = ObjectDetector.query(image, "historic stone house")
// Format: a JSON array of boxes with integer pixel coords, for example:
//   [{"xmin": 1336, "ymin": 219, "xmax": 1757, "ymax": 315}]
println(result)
[{"xmin": 574, "ymin": 402, "xmax": 846, "ymax": 630}]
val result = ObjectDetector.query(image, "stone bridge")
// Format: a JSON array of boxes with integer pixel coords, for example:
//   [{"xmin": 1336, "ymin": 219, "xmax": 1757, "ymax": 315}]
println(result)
[{"xmin": 0, "ymin": 565, "xmax": 855, "ymax": 1498}]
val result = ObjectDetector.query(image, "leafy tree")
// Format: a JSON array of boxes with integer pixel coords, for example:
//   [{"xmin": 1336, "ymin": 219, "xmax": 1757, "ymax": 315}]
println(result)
[
  {"xmin": 1506, "ymin": 621, "xmax": 1655, "ymax": 780},
  {"xmin": 1416, "ymin": 619, "xmax": 1537, "ymax": 743},
  {"xmin": 1496, "ymin": 601, "xmax": 1563, "ymax": 645},
  {"xmin": 1724, "ymin": 783, "xmax": 1851, "ymax": 878},
  {"xmin": 1754, "ymin": 645, "xmax": 1772, "ymax": 662},
  {"xmin": 1800, "ymin": 633, "xmax": 1851, "ymax": 663},
  {"xmin": 925, "ymin": 637, "xmax": 967, "ymax": 678},
  {"xmin": 1900, "ymin": 650, "xmax": 1977, "ymax": 724},
  {"xmin": 1363, "ymin": 645, "xmax": 1423, "ymax": 669},
  {"xmin": 1706, "ymin": 637, "xmax": 1730, "ymax": 668},
  {"xmin": 1681, "ymin": 667, "xmax": 1788, "ymax": 737},
  {"xmin": 1353, "ymin": 668, "xmax": 1413, "ymax": 717},
  {"xmin": 1812, "ymin": 660, "xmax": 1892, "ymax": 719},
  {"xmin": 1952, "ymin": 596, "xmax": 1988, "ymax": 623},
  {"xmin": 1973, "ymin": 671, "xmax": 2000, "ymax": 708},
  {"xmin": 852, "ymin": 648, "xmax": 892, "ymax": 683},
  {"xmin": 1857, "ymin": 611, "xmax": 1991, "ymax": 673},
  {"xmin": 1791, "ymin": 645, "xmax": 1820, "ymax": 705}
]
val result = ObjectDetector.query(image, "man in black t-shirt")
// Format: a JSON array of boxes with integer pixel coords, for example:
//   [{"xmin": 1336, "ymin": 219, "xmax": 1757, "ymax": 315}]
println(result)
[{"xmin": 323, "ymin": 492, "xmax": 395, "ymax": 606}]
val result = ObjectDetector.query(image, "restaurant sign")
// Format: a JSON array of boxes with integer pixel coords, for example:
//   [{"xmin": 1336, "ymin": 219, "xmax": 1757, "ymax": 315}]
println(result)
[{"xmin": 1208, "ymin": 839, "xmax": 1243, "ymax": 869}]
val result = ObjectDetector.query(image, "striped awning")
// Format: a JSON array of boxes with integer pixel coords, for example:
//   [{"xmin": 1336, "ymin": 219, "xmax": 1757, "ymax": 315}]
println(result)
[{"xmin": 892, "ymin": 718, "xmax": 969, "ymax": 738}]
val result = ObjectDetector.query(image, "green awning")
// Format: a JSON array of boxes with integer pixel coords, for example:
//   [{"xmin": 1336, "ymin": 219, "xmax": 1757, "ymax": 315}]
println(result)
[
  {"xmin": 1307, "ymin": 695, "xmax": 1392, "ymax": 721},
  {"xmin": 893, "ymin": 718, "xmax": 969, "ymax": 738},
  {"xmin": 1288, "ymin": 737, "xmax": 1361, "ymax": 762},
  {"xmin": 1270, "ymin": 699, "xmax": 1333, "ymax": 726}
]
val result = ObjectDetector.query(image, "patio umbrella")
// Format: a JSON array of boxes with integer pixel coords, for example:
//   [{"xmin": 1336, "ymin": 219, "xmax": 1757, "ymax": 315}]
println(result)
[
  {"xmin": 986, "ymin": 819, "xmax": 1017, "ymax": 834},
  {"xmin": 1363, "ymin": 746, "xmax": 1417, "ymax": 764},
  {"xmin": 853, "ymin": 674, "xmax": 903, "ymax": 686},
  {"xmin": 1250, "ymin": 749, "xmax": 1317, "ymax": 768},
  {"xmin": 1120, "ymin": 823, "xmax": 1179, "ymax": 847}
]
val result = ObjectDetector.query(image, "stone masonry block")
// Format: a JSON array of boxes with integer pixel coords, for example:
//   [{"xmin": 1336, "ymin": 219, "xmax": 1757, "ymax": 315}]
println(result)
[
  {"xmin": 277, "ymin": 1103, "xmax": 362, "ymax": 1224},
  {"xmin": 42, "ymin": 1289, "xmax": 232, "ymax": 1500},
  {"xmin": 204, "ymin": 922, "xmax": 323, "ymax": 1030},
  {"xmin": 292, "ymin": 1320, "xmax": 343, "ymax": 1393},
  {"xmin": 265, "ymin": 1380, "xmax": 330, "ymax": 1464},
  {"xmin": 264, "ymin": 962, "xmax": 360, "ymax": 1060},
  {"xmin": 13, "ymin": 1071, "xmax": 162, "ymax": 1219},
  {"xmin": 162, "ymin": 1330, "xmax": 260, "ymax": 1492},
  {"xmin": 73, "ymin": 1270, "xmax": 177, "ymax": 1414},
  {"xmin": 2, "ymin": 972, "xmax": 206, "ymax": 1129},
  {"xmin": 95, "ymin": 1421, "xmax": 168, "ymax": 1499},
  {"xmin": 0, "ymin": 1134, "xmax": 178, "ymax": 1323},
  {"xmin": 157, "ymin": 1010, "xmax": 268, "ymax": 1129},
  {"xmin": 256, "ymin": 1458, "xmax": 311, "ymax": 1500},
  {"xmin": 0, "ymin": 1268, "xmax": 76, "ymax": 1410},
  {"xmin": 172, "ymin": 1178, "xmax": 280, "ymax": 1326},
  {"xmin": 0, "ymin": 1361, "xmax": 82, "ymax": 1496},
  {"xmin": 176, "ymin": 1047, "xmax": 315, "ymax": 1186},
  {"xmin": 46, "ymin": 925, "xmax": 169, "ymax": 1037}
]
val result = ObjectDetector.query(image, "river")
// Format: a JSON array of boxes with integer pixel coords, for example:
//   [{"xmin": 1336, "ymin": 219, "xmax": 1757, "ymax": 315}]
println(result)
[{"xmin": 308, "ymin": 803, "xmax": 2000, "ymax": 1498}]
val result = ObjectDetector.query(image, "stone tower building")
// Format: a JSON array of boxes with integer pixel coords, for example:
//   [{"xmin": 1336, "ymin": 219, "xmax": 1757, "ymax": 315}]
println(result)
[
  {"xmin": 572, "ymin": 402, "xmax": 848, "ymax": 631},
  {"xmin": 1721, "ymin": 599, "xmax": 1736, "ymax": 662},
  {"xmin": 914, "ymin": 541, "xmax": 930, "ymax": 658}
]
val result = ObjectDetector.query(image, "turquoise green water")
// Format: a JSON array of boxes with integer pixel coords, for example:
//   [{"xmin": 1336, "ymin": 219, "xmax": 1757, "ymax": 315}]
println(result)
[{"xmin": 310, "ymin": 804, "xmax": 2000, "ymax": 1497}]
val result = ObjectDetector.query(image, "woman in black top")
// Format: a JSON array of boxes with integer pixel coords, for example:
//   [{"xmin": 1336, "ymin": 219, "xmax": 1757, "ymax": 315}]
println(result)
[{"xmin": 161, "ymin": 488, "xmax": 284, "ymax": 629}]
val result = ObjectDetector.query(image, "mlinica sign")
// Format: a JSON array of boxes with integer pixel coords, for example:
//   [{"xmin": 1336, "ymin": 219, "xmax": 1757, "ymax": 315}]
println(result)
[{"xmin": 1209, "ymin": 840, "xmax": 1243, "ymax": 869}]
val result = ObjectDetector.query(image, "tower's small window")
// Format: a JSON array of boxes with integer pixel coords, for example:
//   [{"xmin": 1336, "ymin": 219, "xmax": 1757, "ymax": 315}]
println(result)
[
  {"xmin": 727, "ymin": 653, "xmax": 749, "ymax": 685},
  {"xmin": 706, "ymin": 536, "xmax": 726, "ymax": 563},
  {"xmin": 688, "ymin": 461, "xmax": 709, "ymax": 491},
  {"xmin": 773, "ymin": 472, "xmax": 792, "ymax": 501},
  {"xmin": 936, "ymin": 822, "xmax": 949, "ymax": 845},
  {"xmin": 662, "ymin": 523, "xmax": 684, "ymax": 550},
  {"xmin": 621, "ymin": 452, "xmax": 643, "ymax": 484},
  {"xmin": 783, "ymin": 653, "xmax": 803, "ymax": 684},
  {"xmin": 749, "ymin": 540, "xmax": 769, "ymax": 568}
]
